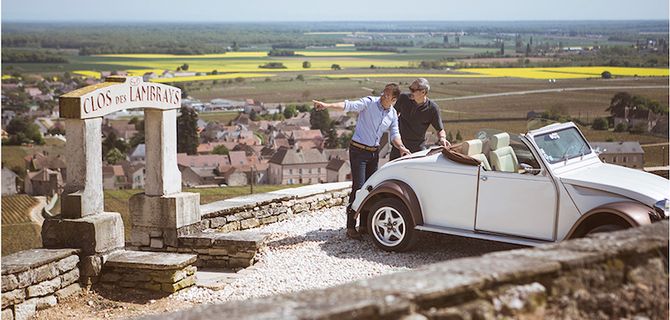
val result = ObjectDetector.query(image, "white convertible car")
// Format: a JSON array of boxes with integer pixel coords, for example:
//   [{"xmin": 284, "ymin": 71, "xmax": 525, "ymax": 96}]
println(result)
[{"xmin": 352, "ymin": 122, "xmax": 669, "ymax": 252}]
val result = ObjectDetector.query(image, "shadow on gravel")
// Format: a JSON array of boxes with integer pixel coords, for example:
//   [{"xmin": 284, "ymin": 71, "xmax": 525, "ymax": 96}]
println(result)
[{"xmin": 266, "ymin": 227, "xmax": 522, "ymax": 268}]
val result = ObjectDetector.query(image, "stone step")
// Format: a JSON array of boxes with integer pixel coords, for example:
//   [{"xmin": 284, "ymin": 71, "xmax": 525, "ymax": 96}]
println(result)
[
  {"xmin": 100, "ymin": 250, "xmax": 197, "ymax": 293},
  {"xmin": 178, "ymin": 229, "xmax": 270, "ymax": 268},
  {"xmin": 106, "ymin": 250, "xmax": 196, "ymax": 270}
]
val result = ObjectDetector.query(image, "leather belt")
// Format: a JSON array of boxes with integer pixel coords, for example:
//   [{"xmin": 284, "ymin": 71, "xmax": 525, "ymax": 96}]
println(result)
[{"xmin": 350, "ymin": 140, "xmax": 379, "ymax": 152}]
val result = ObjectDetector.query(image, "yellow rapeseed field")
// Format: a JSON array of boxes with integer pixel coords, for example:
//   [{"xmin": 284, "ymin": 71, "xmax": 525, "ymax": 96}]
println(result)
[
  {"xmin": 73, "ymin": 70, "xmax": 102, "ymax": 79},
  {"xmin": 149, "ymin": 73, "xmax": 276, "ymax": 83},
  {"xmin": 320, "ymin": 73, "xmax": 492, "ymax": 79},
  {"xmin": 462, "ymin": 67, "xmax": 669, "ymax": 79}
]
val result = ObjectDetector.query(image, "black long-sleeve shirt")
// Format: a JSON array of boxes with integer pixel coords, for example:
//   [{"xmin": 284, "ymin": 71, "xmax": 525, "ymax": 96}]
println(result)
[{"xmin": 393, "ymin": 93, "xmax": 444, "ymax": 150}]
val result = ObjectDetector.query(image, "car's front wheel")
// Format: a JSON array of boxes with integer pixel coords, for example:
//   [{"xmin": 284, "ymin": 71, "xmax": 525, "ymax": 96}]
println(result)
[{"xmin": 367, "ymin": 198, "xmax": 417, "ymax": 252}]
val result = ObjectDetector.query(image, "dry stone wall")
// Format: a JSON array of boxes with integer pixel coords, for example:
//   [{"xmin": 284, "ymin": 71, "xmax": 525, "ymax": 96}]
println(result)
[
  {"xmin": 147, "ymin": 221, "xmax": 669, "ymax": 320},
  {"xmin": 128, "ymin": 182, "xmax": 351, "ymax": 269},
  {"xmin": 1, "ymin": 249, "xmax": 82, "ymax": 320}
]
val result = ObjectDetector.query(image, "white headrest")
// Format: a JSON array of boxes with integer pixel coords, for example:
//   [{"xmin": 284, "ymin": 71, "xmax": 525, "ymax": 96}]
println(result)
[
  {"xmin": 462, "ymin": 139, "xmax": 483, "ymax": 156},
  {"xmin": 491, "ymin": 133, "xmax": 510, "ymax": 150}
]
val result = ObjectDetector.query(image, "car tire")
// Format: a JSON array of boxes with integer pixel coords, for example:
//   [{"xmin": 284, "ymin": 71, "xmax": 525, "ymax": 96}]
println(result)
[{"xmin": 367, "ymin": 197, "xmax": 417, "ymax": 252}]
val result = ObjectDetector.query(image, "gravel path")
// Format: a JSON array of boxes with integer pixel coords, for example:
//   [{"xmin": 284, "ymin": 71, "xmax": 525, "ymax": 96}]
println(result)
[{"xmin": 173, "ymin": 206, "xmax": 520, "ymax": 304}]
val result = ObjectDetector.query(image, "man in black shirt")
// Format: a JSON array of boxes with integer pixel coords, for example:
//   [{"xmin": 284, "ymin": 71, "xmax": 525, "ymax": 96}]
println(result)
[{"xmin": 390, "ymin": 78, "xmax": 449, "ymax": 160}]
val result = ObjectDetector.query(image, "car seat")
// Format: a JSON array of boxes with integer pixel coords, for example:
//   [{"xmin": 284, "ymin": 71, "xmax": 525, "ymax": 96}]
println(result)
[
  {"xmin": 489, "ymin": 133, "xmax": 519, "ymax": 172},
  {"xmin": 462, "ymin": 139, "xmax": 491, "ymax": 170}
]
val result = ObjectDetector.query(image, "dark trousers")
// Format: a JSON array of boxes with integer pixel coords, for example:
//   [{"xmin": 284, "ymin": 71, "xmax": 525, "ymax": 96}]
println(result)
[
  {"xmin": 390, "ymin": 142, "xmax": 425, "ymax": 160},
  {"xmin": 347, "ymin": 145, "xmax": 379, "ymax": 229}
]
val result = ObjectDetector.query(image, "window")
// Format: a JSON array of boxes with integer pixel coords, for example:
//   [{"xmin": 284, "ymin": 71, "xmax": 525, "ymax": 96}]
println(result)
[{"xmin": 533, "ymin": 128, "xmax": 591, "ymax": 164}]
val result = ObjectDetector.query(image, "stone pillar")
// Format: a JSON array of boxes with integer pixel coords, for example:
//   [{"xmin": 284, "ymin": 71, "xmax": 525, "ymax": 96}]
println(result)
[
  {"xmin": 61, "ymin": 118, "xmax": 104, "ymax": 218},
  {"xmin": 45, "ymin": 118, "xmax": 124, "ymax": 262},
  {"xmin": 145, "ymin": 109, "xmax": 181, "ymax": 196},
  {"xmin": 130, "ymin": 109, "xmax": 200, "ymax": 249}
]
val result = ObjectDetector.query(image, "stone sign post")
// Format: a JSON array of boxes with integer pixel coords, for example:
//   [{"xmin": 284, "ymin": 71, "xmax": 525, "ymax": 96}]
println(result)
[{"xmin": 43, "ymin": 76, "xmax": 200, "ymax": 274}]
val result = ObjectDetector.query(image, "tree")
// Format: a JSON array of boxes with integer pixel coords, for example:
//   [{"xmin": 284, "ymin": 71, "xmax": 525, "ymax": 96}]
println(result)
[
  {"xmin": 105, "ymin": 148, "xmax": 125, "ymax": 164},
  {"xmin": 310, "ymin": 108, "xmax": 332, "ymax": 132},
  {"xmin": 129, "ymin": 119, "xmax": 145, "ymax": 148},
  {"xmin": 181, "ymin": 63, "xmax": 189, "ymax": 71},
  {"xmin": 324, "ymin": 123, "xmax": 339, "ymax": 149},
  {"xmin": 601, "ymin": 71, "xmax": 612, "ymax": 79},
  {"xmin": 296, "ymin": 104, "xmax": 311, "ymax": 113},
  {"xmin": 302, "ymin": 61, "xmax": 311, "ymax": 68},
  {"xmin": 177, "ymin": 106, "xmax": 199, "ymax": 155},
  {"xmin": 500, "ymin": 42, "xmax": 505, "ymax": 56},
  {"xmin": 296, "ymin": 74, "xmax": 305, "ymax": 81},
  {"xmin": 212, "ymin": 145, "xmax": 229, "ymax": 155},
  {"xmin": 331, "ymin": 64, "xmax": 341, "ymax": 70},
  {"xmin": 5, "ymin": 117, "xmax": 43, "ymax": 145},
  {"xmin": 283, "ymin": 105, "xmax": 298, "ymax": 119},
  {"xmin": 591, "ymin": 117, "xmax": 609, "ymax": 130},
  {"xmin": 338, "ymin": 132, "xmax": 352, "ymax": 148},
  {"xmin": 606, "ymin": 92, "xmax": 632, "ymax": 116}
]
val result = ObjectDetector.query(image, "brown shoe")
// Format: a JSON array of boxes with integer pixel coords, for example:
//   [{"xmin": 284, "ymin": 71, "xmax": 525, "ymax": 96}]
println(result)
[{"xmin": 346, "ymin": 228, "xmax": 361, "ymax": 240}]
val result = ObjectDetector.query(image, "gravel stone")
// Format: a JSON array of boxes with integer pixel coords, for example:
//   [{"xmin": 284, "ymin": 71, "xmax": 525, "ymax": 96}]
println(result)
[{"xmin": 172, "ymin": 206, "xmax": 518, "ymax": 305}]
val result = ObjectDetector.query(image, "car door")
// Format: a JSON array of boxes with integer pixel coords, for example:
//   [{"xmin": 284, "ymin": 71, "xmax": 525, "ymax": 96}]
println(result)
[{"xmin": 474, "ymin": 139, "xmax": 558, "ymax": 241}]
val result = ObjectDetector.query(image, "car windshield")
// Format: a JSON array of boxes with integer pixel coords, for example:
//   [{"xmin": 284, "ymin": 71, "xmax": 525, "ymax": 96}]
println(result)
[{"xmin": 533, "ymin": 127, "xmax": 591, "ymax": 164}]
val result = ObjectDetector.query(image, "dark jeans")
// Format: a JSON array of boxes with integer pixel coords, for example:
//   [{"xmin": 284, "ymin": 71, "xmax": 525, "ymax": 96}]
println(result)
[
  {"xmin": 347, "ymin": 145, "xmax": 379, "ymax": 229},
  {"xmin": 390, "ymin": 142, "xmax": 425, "ymax": 160}
]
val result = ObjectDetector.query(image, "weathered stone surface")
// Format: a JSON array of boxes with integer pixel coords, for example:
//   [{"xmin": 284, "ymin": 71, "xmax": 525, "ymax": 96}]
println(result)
[
  {"xmin": 130, "ymin": 192, "xmax": 200, "ymax": 230},
  {"xmin": 160, "ymin": 275, "xmax": 196, "ymax": 293},
  {"xmin": 2, "ymin": 274, "xmax": 19, "ymax": 291},
  {"xmin": 55, "ymin": 255, "xmax": 79, "ymax": 273},
  {"xmin": 13, "ymin": 300, "xmax": 36, "ymax": 320},
  {"xmin": 2, "ymin": 288, "xmax": 25, "ymax": 309},
  {"xmin": 130, "ymin": 228, "xmax": 151, "ymax": 246},
  {"xmin": 55, "ymin": 283, "xmax": 82, "ymax": 301},
  {"xmin": 105, "ymin": 250, "xmax": 196, "ymax": 270},
  {"xmin": 1, "ymin": 249, "xmax": 79, "ymax": 275},
  {"xmin": 179, "ymin": 232, "xmax": 220, "ymax": 247},
  {"xmin": 33, "ymin": 264, "xmax": 58, "ymax": 283},
  {"xmin": 61, "ymin": 117, "xmax": 104, "ymax": 218},
  {"xmin": 260, "ymin": 216, "xmax": 278, "ymax": 225},
  {"xmin": 240, "ymin": 218, "xmax": 260, "ymax": 230},
  {"xmin": 79, "ymin": 255, "xmax": 102, "ymax": 277},
  {"xmin": 212, "ymin": 230, "xmax": 268, "ymax": 248},
  {"xmin": 207, "ymin": 248, "xmax": 229, "ymax": 256},
  {"xmin": 61, "ymin": 268, "xmax": 80, "ymax": 287},
  {"xmin": 144, "ymin": 109, "xmax": 181, "ymax": 196},
  {"xmin": 209, "ymin": 217, "xmax": 227, "ymax": 228},
  {"xmin": 15, "ymin": 270, "xmax": 35, "ymax": 289},
  {"xmin": 150, "ymin": 238, "xmax": 164, "ymax": 249},
  {"xmin": 30, "ymin": 295, "xmax": 57, "ymax": 310},
  {"xmin": 216, "ymin": 221, "xmax": 240, "ymax": 233},
  {"xmin": 26, "ymin": 277, "xmax": 61, "ymax": 298},
  {"xmin": 41, "ymin": 212, "xmax": 125, "ymax": 255},
  {"xmin": 1, "ymin": 307, "xmax": 13, "ymax": 320}
]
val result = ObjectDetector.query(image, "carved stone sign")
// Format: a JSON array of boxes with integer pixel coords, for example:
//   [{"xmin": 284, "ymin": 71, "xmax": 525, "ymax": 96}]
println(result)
[{"xmin": 59, "ymin": 76, "xmax": 181, "ymax": 119}]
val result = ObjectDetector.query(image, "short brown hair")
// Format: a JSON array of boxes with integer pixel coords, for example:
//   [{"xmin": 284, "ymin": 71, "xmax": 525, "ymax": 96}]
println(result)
[{"xmin": 384, "ymin": 83, "xmax": 401, "ymax": 99}]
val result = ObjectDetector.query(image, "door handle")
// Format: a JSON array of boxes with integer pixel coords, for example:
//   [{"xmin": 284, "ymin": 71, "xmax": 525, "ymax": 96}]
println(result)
[{"xmin": 480, "ymin": 176, "xmax": 488, "ymax": 181}]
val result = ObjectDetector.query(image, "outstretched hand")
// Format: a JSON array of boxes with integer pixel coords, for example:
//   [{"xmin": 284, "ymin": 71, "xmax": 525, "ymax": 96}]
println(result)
[{"xmin": 312, "ymin": 100, "xmax": 327, "ymax": 111}]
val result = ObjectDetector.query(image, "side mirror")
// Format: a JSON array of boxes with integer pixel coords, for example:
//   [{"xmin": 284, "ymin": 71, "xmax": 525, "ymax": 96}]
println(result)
[{"xmin": 519, "ymin": 163, "xmax": 541, "ymax": 175}]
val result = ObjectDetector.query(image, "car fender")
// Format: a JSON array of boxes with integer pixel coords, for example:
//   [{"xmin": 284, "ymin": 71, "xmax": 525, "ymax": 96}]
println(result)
[
  {"xmin": 563, "ymin": 201, "xmax": 653, "ymax": 239},
  {"xmin": 357, "ymin": 179, "xmax": 423, "ymax": 226}
]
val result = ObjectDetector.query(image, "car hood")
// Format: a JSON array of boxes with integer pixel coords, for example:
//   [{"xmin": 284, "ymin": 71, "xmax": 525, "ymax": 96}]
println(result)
[{"xmin": 560, "ymin": 162, "xmax": 669, "ymax": 205}]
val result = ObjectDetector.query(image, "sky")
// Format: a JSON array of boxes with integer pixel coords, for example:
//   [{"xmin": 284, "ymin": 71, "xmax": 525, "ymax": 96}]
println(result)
[{"xmin": 2, "ymin": 0, "xmax": 669, "ymax": 22}]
